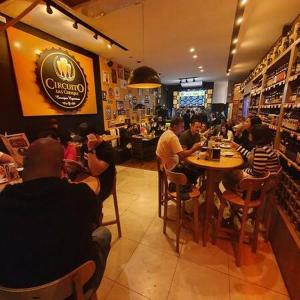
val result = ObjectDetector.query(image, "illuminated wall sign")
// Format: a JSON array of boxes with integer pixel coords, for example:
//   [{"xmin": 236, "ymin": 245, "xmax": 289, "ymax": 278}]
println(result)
[{"xmin": 36, "ymin": 48, "xmax": 88, "ymax": 110}]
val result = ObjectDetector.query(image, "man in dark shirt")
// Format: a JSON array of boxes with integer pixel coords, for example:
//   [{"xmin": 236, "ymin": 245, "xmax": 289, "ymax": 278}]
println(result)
[
  {"xmin": 179, "ymin": 119, "xmax": 202, "ymax": 150},
  {"xmin": 0, "ymin": 138, "xmax": 111, "ymax": 291},
  {"xmin": 81, "ymin": 128, "xmax": 116, "ymax": 203}
]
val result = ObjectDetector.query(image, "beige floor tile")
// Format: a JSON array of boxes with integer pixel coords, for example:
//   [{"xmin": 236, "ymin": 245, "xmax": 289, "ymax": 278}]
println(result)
[
  {"xmin": 118, "ymin": 210, "xmax": 154, "ymax": 242},
  {"xmin": 117, "ymin": 244, "xmax": 178, "ymax": 300},
  {"xmin": 168, "ymin": 259, "xmax": 230, "ymax": 300},
  {"xmin": 96, "ymin": 277, "xmax": 114, "ymax": 300},
  {"xmin": 140, "ymin": 217, "xmax": 185, "ymax": 255},
  {"xmin": 104, "ymin": 238, "xmax": 139, "ymax": 280},
  {"xmin": 106, "ymin": 283, "xmax": 150, "ymax": 300},
  {"xmin": 180, "ymin": 238, "xmax": 229, "ymax": 274},
  {"xmin": 230, "ymin": 277, "xmax": 290, "ymax": 300},
  {"xmin": 104, "ymin": 191, "xmax": 139, "ymax": 214},
  {"xmin": 228, "ymin": 244, "xmax": 288, "ymax": 295}
]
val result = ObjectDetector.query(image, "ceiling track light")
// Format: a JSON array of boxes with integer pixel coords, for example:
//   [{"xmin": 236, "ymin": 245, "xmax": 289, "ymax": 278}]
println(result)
[
  {"xmin": 107, "ymin": 42, "xmax": 113, "ymax": 49},
  {"xmin": 236, "ymin": 17, "xmax": 243, "ymax": 25},
  {"xmin": 240, "ymin": 0, "xmax": 247, "ymax": 6},
  {"xmin": 93, "ymin": 33, "xmax": 98, "ymax": 40},
  {"xmin": 73, "ymin": 21, "xmax": 78, "ymax": 29},
  {"xmin": 231, "ymin": 49, "xmax": 236, "ymax": 54},
  {"xmin": 46, "ymin": 3, "xmax": 53, "ymax": 14}
]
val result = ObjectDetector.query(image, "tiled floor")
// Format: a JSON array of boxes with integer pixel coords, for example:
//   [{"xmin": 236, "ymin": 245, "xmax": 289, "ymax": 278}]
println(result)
[{"xmin": 96, "ymin": 166, "xmax": 289, "ymax": 300}]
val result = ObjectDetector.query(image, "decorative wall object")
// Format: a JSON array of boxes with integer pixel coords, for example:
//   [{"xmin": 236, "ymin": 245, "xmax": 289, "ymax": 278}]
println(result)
[
  {"xmin": 117, "ymin": 65, "xmax": 124, "ymax": 79},
  {"xmin": 124, "ymin": 68, "xmax": 130, "ymax": 80},
  {"xmin": 120, "ymin": 79, "xmax": 127, "ymax": 89},
  {"xmin": 102, "ymin": 91, "xmax": 107, "ymax": 101},
  {"xmin": 111, "ymin": 68, "xmax": 117, "ymax": 84},
  {"xmin": 102, "ymin": 71, "xmax": 110, "ymax": 84},
  {"xmin": 114, "ymin": 87, "xmax": 120, "ymax": 99}
]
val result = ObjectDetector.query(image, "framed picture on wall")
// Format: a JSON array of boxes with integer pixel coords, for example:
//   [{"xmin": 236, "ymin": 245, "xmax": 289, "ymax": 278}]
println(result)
[
  {"xmin": 102, "ymin": 71, "xmax": 110, "ymax": 84},
  {"xmin": 105, "ymin": 107, "xmax": 111, "ymax": 120},
  {"xmin": 0, "ymin": 133, "xmax": 30, "ymax": 166},
  {"xmin": 114, "ymin": 87, "xmax": 120, "ymax": 99},
  {"xmin": 102, "ymin": 91, "xmax": 107, "ymax": 101},
  {"xmin": 124, "ymin": 68, "xmax": 130, "ymax": 80},
  {"xmin": 111, "ymin": 69, "xmax": 117, "ymax": 84},
  {"xmin": 117, "ymin": 65, "xmax": 124, "ymax": 79},
  {"xmin": 120, "ymin": 79, "xmax": 127, "ymax": 89}
]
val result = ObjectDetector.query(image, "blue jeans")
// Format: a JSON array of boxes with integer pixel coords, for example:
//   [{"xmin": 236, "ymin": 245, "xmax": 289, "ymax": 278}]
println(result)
[{"xmin": 86, "ymin": 226, "xmax": 112, "ymax": 291}]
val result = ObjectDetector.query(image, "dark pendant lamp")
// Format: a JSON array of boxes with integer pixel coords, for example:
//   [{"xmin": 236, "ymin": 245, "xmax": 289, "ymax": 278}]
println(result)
[{"xmin": 127, "ymin": 2, "xmax": 161, "ymax": 89}]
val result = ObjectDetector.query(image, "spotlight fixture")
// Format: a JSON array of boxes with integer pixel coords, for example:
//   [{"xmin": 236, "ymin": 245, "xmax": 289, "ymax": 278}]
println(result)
[
  {"xmin": 93, "ymin": 33, "xmax": 98, "ymax": 40},
  {"xmin": 226, "ymin": 72, "xmax": 230, "ymax": 76},
  {"xmin": 189, "ymin": 47, "xmax": 195, "ymax": 52},
  {"xmin": 236, "ymin": 17, "xmax": 243, "ymax": 25},
  {"xmin": 193, "ymin": 54, "xmax": 198, "ymax": 59},
  {"xmin": 228, "ymin": 68, "xmax": 231, "ymax": 72},
  {"xmin": 240, "ymin": 0, "xmax": 247, "ymax": 6},
  {"xmin": 198, "ymin": 66, "xmax": 203, "ymax": 69},
  {"xmin": 107, "ymin": 42, "xmax": 113, "ymax": 49},
  {"xmin": 200, "ymin": 69, "xmax": 204, "ymax": 72},
  {"xmin": 73, "ymin": 21, "xmax": 78, "ymax": 29},
  {"xmin": 233, "ymin": 38, "xmax": 238, "ymax": 44},
  {"xmin": 46, "ymin": 3, "xmax": 53, "ymax": 14},
  {"xmin": 231, "ymin": 49, "xmax": 236, "ymax": 54}
]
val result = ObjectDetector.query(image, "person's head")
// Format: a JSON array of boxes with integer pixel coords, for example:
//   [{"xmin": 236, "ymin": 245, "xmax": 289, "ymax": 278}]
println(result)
[
  {"xmin": 250, "ymin": 124, "xmax": 273, "ymax": 146},
  {"xmin": 201, "ymin": 122, "xmax": 208, "ymax": 132},
  {"xmin": 190, "ymin": 119, "xmax": 201, "ymax": 135},
  {"xmin": 23, "ymin": 138, "xmax": 64, "ymax": 181},
  {"xmin": 47, "ymin": 118, "xmax": 59, "ymax": 129},
  {"xmin": 186, "ymin": 109, "xmax": 190, "ymax": 114},
  {"xmin": 170, "ymin": 117, "xmax": 184, "ymax": 136},
  {"xmin": 221, "ymin": 124, "xmax": 228, "ymax": 134},
  {"xmin": 250, "ymin": 116, "xmax": 262, "ymax": 127}
]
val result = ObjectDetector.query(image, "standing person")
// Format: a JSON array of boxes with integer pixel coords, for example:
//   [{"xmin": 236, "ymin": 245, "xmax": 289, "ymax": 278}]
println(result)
[
  {"xmin": 0, "ymin": 138, "xmax": 111, "ymax": 291},
  {"xmin": 179, "ymin": 119, "xmax": 202, "ymax": 150},
  {"xmin": 156, "ymin": 117, "xmax": 202, "ymax": 183},
  {"xmin": 81, "ymin": 127, "xmax": 116, "ymax": 203},
  {"xmin": 183, "ymin": 109, "xmax": 191, "ymax": 130}
]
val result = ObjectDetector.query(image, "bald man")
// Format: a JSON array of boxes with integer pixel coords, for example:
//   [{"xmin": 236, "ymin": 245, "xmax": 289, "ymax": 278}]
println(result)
[{"xmin": 0, "ymin": 138, "xmax": 111, "ymax": 292}]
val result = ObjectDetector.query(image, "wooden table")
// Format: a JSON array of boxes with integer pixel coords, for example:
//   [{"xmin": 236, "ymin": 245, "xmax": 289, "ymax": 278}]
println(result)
[
  {"xmin": 186, "ymin": 149, "xmax": 243, "ymax": 246},
  {"xmin": 0, "ymin": 176, "xmax": 100, "ymax": 195}
]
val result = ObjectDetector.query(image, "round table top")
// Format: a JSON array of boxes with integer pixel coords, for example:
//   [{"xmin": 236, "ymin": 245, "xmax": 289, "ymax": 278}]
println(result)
[{"xmin": 186, "ymin": 149, "xmax": 243, "ymax": 170}]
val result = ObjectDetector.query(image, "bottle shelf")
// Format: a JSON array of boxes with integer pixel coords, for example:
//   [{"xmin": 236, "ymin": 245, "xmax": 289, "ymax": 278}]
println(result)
[
  {"xmin": 289, "ymin": 72, "xmax": 300, "ymax": 82},
  {"xmin": 280, "ymin": 127, "xmax": 300, "ymax": 139},
  {"xmin": 262, "ymin": 121, "xmax": 277, "ymax": 130},
  {"xmin": 284, "ymin": 102, "xmax": 300, "ymax": 108},
  {"xmin": 263, "ymin": 79, "xmax": 286, "ymax": 92},
  {"xmin": 261, "ymin": 103, "xmax": 282, "ymax": 108},
  {"xmin": 278, "ymin": 150, "xmax": 300, "ymax": 171}
]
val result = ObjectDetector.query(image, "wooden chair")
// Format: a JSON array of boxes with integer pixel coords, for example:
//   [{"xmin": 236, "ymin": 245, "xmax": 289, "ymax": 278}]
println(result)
[
  {"xmin": 0, "ymin": 260, "xmax": 98, "ymax": 300},
  {"xmin": 214, "ymin": 172, "xmax": 270, "ymax": 266},
  {"xmin": 102, "ymin": 175, "xmax": 122, "ymax": 238},
  {"xmin": 163, "ymin": 166, "xmax": 201, "ymax": 253},
  {"xmin": 263, "ymin": 167, "xmax": 282, "ymax": 242},
  {"xmin": 156, "ymin": 156, "xmax": 164, "ymax": 218}
]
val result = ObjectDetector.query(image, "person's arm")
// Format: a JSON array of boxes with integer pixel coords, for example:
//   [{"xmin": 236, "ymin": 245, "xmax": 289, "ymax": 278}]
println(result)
[
  {"xmin": 0, "ymin": 152, "xmax": 15, "ymax": 164},
  {"xmin": 86, "ymin": 135, "xmax": 109, "ymax": 177},
  {"xmin": 177, "ymin": 143, "xmax": 202, "ymax": 160},
  {"xmin": 228, "ymin": 130, "xmax": 234, "ymax": 141},
  {"xmin": 231, "ymin": 141, "xmax": 251, "ymax": 159},
  {"xmin": 250, "ymin": 148, "xmax": 268, "ymax": 177}
]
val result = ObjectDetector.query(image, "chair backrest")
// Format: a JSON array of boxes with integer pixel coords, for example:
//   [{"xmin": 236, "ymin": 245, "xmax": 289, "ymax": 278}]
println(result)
[
  {"xmin": 0, "ymin": 260, "xmax": 96, "ymax": 300},
  {"xmin": 156, "ymin": 156, "xmax": 163, "ymax": 173},
  {"xmin": 164, "ymin": 165, "xmax": 187, "ymax": 186},
  {"xmin": 239, "ymin": 172, "xmax": 271, "ymax": 202}
]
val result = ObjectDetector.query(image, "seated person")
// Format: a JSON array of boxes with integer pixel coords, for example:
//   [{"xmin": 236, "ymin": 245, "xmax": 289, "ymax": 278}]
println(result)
[
  {"xmin": 156, "ymin": 117, "xmax": 202, "ymax": 184},
  {"xmin": 179, "ymin": 119, "xmax": 202, "ymax": 150},
  {"xmin": 200, "ymin": 122, "xmax": 211, "ymax": 139},
  {"xmin": 80, "ymin": 127, "xmax": 116, "ymax": 203},
  {"xmin": 217, "ymin": 124, "xmax": 234, "ymax": 141},
  {"xmin": 0, "ymin": 151, "xmax": 15, "ymax": 164},
  {"xmin": 0, "ymin": 138, "xmax": 111, "ymax": 292}
]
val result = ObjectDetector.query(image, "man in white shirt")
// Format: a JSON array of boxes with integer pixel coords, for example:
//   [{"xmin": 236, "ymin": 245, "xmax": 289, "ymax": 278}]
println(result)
[{"xmin": 156, "ymin": 117, "xmax": 202, "ymax": 183}]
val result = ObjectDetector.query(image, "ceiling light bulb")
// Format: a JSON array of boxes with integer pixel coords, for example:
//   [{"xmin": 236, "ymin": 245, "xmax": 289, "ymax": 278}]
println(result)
[
  {"xmin": 190, "ymin": 48, "xmax": 195, "ymax": 52},
  {"xmin": 240, "ymin": 0, "xmax": 247, "ymax": 6},
  {"xmin": 93, "ymin": 33, "xmax": 98, "ymax": 40},
  {"xmin": 14, "ymin": 41, "xmax": 21, "ymax": 48},
  {"xmin": 236, "ymin": 17, "xmax": 243, "ymax": 25},
  {"xmin": 107, "ymin": 42, "xmax": 112, "ymax": 49},
  {"xmin": 46, "ymin": 3, "xmax": 53, "ymax": 14},
  {"xmin": 200, "ymin": 69, "xmax": 204, "ymax": 72},
  {"xmin": 73, "ymin": 21, "xmax": 78, "ymax": 29},
  {"xmin": 231, "ymin": 49, "xmax": 236, "ymax": 54},
  {"xmin": 198, "ymin": 66, "xmax": 203, "ymax": 69},
  {"xmin": 228, "ymin": 68, "xmax": 231, "ymax": 72},
  {"xmin": 193, "ymin": 54, "xmax": 198, "ymax": 59},
  {"xmin": 226, "ymin": 72, "xmax": 230, "ymax": 76},
  {"xmin": 233, "ymin": 38, "xmax": 238, "ymax": 44}
]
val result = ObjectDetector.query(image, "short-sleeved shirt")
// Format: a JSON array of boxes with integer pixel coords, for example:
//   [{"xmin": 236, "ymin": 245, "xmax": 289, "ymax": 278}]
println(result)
[
  {"xmin": 179, "ymin": 129, "xmax": 200, "ymax": 150},
  {"xmin": 83, "ymin": 141, "xmax": 116, "ymax": 202},
  {"xmin": 156, "ymin": 129, "xmax": 183, "ymax": 170}
]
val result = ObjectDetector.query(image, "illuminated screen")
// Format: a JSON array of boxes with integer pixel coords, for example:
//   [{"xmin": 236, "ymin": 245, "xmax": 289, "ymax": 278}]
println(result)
[{"xmin": 179, "ymin": 90, "xmax": 205, "ymax": 107}]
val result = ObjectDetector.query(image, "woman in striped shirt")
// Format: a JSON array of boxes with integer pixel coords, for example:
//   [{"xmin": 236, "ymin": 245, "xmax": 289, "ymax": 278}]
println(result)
[{"xmin": 236, "ymin": 124, "xmax": 280, "ymax": 177}]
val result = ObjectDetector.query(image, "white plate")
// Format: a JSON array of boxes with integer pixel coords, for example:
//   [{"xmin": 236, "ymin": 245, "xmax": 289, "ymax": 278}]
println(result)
[
  {"xmin": 223, "ymin": 151, "xmax": 234, "ymax": 157},
  {"xmin": 220, "ymin": 144, "xmax": 231, "ymax": 149}
]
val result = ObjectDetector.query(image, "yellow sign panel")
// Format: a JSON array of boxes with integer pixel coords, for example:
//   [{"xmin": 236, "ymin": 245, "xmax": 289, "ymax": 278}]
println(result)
[{"xmin": 7, "ymin": 27, "xmax": 97, "ymax": 116}]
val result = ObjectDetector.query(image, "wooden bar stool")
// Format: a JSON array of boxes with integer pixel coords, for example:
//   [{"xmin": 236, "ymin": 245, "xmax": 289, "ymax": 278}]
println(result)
[
  {"xmin": 102, "ymin": 175, "xmax": 122, "ymax": 238},
  {"xmin": 163, "ymin": 166, "xmax": 202, "ymax": 253},
  {"xmin": 263, "ymin": 167, "xmax": 282, "ymax": 242},
  {"xmin": 156, "ymin": 156, "xmax": 165, "ymax": 218},
  {"xmin": 214, "ymin": 172, "xmax": 270, "ymax": 266},
  {"xmin": 0, "ymin": 260, "xmax": 98, "ymax": 300}
]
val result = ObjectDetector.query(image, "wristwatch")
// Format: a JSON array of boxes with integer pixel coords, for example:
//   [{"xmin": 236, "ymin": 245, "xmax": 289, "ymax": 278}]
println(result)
[{"xmin": 87, "ymin": 149, "xmax": 96, "ymax": 154}]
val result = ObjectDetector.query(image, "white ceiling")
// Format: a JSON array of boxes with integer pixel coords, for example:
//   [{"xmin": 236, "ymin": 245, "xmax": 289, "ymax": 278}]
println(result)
[{"xmin": 1, "ymin": 0, "xmax": 300, "ymax": 84}]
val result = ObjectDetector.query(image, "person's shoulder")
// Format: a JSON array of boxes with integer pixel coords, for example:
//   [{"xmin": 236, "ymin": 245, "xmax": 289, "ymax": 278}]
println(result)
[{"xmin": 65, "ymin": 181, "xmax": 96, "ymax": 197}]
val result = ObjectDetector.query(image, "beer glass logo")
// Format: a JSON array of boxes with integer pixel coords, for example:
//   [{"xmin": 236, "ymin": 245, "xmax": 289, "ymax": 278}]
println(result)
[
  {"xmin": 53, "ymin": 56, "xmax": 76, "ymax": 82},
  {"xmin": 36, "ymin": 48, "xmax": 88, "ymax": 111}
]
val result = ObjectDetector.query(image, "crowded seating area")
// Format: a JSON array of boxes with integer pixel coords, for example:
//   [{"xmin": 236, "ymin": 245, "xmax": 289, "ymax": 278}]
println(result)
[{"xmin": 1, "ymin": 0, "xmax": 299, "ymax": 299}]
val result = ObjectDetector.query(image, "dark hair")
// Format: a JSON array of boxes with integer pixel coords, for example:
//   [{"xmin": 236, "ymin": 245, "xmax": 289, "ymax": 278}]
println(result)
[
  {"xmin": 170, "ymin": 117, "xmax": 184, "ymax": 128},
  {"xmin": 220, "ymin": 124, "xmax": 229, "ymax": 138},
  {"xmin": 251, "ymin": 124, "xmax": 272, "ymax": 146},
  {"xmin": 250, "ymin": 116, "xmax": 262, "ymax": 127},
  {"xmin": 190, "ymin": 116, "xmax": 201, "ymax": 125}
]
